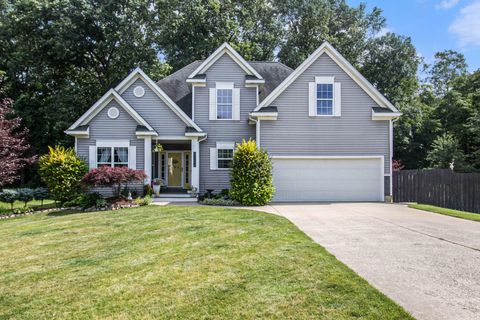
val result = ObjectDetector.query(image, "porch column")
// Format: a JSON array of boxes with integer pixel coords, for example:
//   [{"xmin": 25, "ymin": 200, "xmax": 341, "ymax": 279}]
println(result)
[
  {"xmin": 191, "ymin": 137, "xmax": 200, "ymax": 192},
  {"xmin": 144, "ymin": 136, "xmax": 152, "ymax": 184}
]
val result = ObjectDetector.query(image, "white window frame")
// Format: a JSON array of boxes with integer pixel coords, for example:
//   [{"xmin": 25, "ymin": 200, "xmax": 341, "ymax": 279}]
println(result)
[
  {"xmin": 96, "ymin": 146, "xmax": 129, "ymax": 167},
  {"xmin": 315, "ymin": 76, "xmax": 335, "ymax": 117},
  {"xmin": 216, "ymin": 82, "xmax": 234, "ymax": 120},
  {"xmin": 216, "ymin": 141, "xmax": 235, "ymax": 170},
  {"xmin": 95, "ymin": 140, "xmax": 130, "ymax": 168}
]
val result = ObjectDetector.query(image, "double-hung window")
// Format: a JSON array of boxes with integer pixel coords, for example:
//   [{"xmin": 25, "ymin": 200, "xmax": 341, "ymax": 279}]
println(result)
[
  {"xmin": 217, "ymin": 148, "xmax": 233, "ymax": 169},
  {"xmin": 217, "ymin": 88, "xmax": 233, "ymax": 119},
  {"xmin": 97, "ymin": 147, "xmax": 128, "ymax": 167},
  {"xmin": 316, "ymin": 83, "xmax": 334, "ymax": 115}
]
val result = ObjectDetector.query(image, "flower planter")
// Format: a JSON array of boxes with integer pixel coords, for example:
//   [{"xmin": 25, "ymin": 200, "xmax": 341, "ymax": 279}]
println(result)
[{"xmin": 153, "ymin": 185, "xmax": 161, "ymax": 197}]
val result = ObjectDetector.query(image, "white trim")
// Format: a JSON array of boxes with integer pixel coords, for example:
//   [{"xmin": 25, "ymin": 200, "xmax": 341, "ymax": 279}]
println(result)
[
  {"xmin": 185, "ymin": 132, "xmax": 207, "ymax": 137},
  {"xmin": 133, "ymin": 86, "xmax": 145, "ymax": 98},
  {"xmin": 114, "ymin": 67, "xmax": 203, "ymax": 132},
  {"xmin": 107, "ymin": 107, "xmax": 119, "ymax": 119},
  {"xmin": 256, "ymin": 119, "xmax": 261, "ymax": 148},
  {"xmin": 271, "ymin": 155, "xmax": 384, "ymax": 160},
  {"xmin": 271, "ymin": 155, "xmax": 385, "ymax": 201},
  {"xmin": 67, "ymin": 89, "xmax": 155, "ymax": 132},
  {"xmin": 136, "ymin": 131, "xmax": 158, "ymax": 137},
  {"xmin": 249, "ymin": 112, "xmax": 278, "ymax": 120},
  {"xmin": 156, "ymin": 135, "xmax": 191, "ymax": 141},
  {"xmin": 96, "ymin": 140, "xmax": 130, "ymax": 148},
  {"xmin": 144, "ymin": 137, "xmax": 152, "ymax": 182},
  {"xmin": 255, "ymin": 42, "xmax": 399, "ymax": 113},
  {"xmin": 188, "ymin": 43, "xmax": 263, "ymax": 80},
  {"xmin": 191, "ymin": 138, "xmax": 200, "ymax": 190},
  {"xmin": 186, "ymin": 78, "xmax": 206, "ymax": 85},
  {"xmin": 315, "ymin": 76, "xmax": 335, "ymax": 84},
  {"xmin": 74, "ymin": 137, "xmax": 77, "ymax": 153},
  {"xmin": 372, "ymin": 109, "xmax": 402, "ymax": 120},
  {"xmin": 245, "ymin": 79, "xmax": 265, "ymax": 85},
  {"xmin": 65, "ymin": 127, "xmax": 90, "ymax": 138},
  {"xmin": 389, "ymin": 119, "xmax": 393, "ymax": 196},
  {"xmin": 216, "ymin": 82, "xmax": 234, "ymax": 89},
  {"xmin": 192, "ymin": 85, "xmax": 196, "ymax": 121}
]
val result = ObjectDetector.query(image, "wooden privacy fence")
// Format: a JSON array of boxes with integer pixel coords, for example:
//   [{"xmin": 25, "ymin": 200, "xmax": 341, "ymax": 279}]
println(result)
[{"xmin": 393, "ymin": 169, "xmax": 480, "ymax": 214}]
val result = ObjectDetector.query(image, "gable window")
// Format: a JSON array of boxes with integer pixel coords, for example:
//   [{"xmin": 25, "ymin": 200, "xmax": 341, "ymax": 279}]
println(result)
[
  {"xmin": 97, "ymin": 147, "xmax": 128, "ymax": 167},
  {"xmin": 316, "ymin": 83, "xmax": 334, "ymax": 115},
  {"xmin": 217, "ymin": 148, "xmax": 233, "ymax": 168},
  {"xmin": 217, "ymin": 88, "xmax": 233, "ymax": 119}
]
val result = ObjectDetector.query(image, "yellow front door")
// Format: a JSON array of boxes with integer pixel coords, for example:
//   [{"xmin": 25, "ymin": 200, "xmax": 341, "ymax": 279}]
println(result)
[{"xmin": 167, "ymin": 153, "xmax": 182, "ymax": 187}]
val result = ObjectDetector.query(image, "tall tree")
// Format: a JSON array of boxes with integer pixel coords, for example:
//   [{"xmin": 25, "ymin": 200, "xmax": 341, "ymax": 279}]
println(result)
[
  {"xmin": 0, "ymin": 75, "xmax": 36, "ymax": 188},
  {"xmin": 277, "ymin": 0, "xmax": 385, "ymax": 68},
  {"xmin": 429, "ymin": 50, "xmax": 467, "ymax": 96},
  {"xmin": 155, "ymin": 0, "xmax": 283, "ymax": 71},
  {"xmin": 0, "ymin": 0, "xmax": 169, "ymax": 154},
  {"xmin": 360, "ymin": 33, "xmax": 420, "ymax": 105}
]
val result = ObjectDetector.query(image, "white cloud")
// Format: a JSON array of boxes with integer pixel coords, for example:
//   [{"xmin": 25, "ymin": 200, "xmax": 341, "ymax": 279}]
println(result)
[
  {"xmin": 449, "ymin": 1, "xmax": 480, "ymax": 46},
  {"xmin": 436, "ymin": 0, "xmax": 460, "ymax": 9}
]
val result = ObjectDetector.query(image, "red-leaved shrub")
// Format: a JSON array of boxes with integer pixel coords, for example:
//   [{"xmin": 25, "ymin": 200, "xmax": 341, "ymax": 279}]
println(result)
[{"xmin": 81, "ymin": 166, "xmax": 147, "ymax": 197}]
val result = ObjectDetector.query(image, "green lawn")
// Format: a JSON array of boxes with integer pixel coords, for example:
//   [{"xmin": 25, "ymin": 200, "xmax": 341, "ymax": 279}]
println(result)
[
  {"xmin": 0, "ymin": 199, "xmax": 56, "ymax": 215},
  {"xmin": 409, "ymin": 203, "xmax": 480, "ymax": 222},
  {"xmin": 0, "ymin": 206, "xmax": 412, "ymax": 319}
]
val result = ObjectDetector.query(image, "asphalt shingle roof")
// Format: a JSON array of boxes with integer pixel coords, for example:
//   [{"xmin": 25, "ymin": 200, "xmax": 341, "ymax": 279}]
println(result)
[{"xmin": 156, "ymin": 60, "xmax": 293, "ymax": 117}]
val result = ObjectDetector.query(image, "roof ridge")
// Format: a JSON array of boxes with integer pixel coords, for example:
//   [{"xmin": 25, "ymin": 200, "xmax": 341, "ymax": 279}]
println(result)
[{"xmin": 247, "ymin": 60, "xmax": 293, "ymax": 71}]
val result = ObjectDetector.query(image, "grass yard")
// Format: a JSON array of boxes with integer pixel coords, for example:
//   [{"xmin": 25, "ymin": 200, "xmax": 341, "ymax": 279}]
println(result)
[
  {"xmin": 0, "ymin": 199, "xmax": 55, "ymax": 215},
  {"xmin": 0, "ymin": 206, "xmax": 412, "ymax": 319},
  {"xmin": 409, "ymin": 203, "xmax": 480, "ymax": 222}
]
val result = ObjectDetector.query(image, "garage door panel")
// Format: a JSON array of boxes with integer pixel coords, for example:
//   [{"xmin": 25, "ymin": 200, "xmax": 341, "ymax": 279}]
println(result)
[{"xmin": 272, "ymin": 158, "xmax": 383, "ymax": 202}]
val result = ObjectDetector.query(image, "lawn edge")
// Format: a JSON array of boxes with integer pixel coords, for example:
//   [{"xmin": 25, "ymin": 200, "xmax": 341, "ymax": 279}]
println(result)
[{"xmin": 408, "ymin": 203, "xmax": 480, "ymax": 222}]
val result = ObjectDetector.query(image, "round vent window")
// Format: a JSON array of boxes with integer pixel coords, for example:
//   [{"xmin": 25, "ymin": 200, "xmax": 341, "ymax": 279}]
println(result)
[
  {"xmin": 107, "ymin": 107, "xmax": 119, "ymax": 119},
  {"xmin": 133, "ymin": 86, "xmax": 145, "ymax": 98}
]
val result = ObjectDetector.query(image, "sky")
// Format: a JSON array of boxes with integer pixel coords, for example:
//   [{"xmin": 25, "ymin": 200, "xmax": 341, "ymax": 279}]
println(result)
[{"xmin": 347, "ymin": 0, "xmax": 480, "ymax": 71}]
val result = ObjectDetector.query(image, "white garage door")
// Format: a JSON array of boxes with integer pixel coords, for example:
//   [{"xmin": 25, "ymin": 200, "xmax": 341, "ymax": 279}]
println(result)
[{"xmin": 272, "ymin": 157, "xmax": 384, "ymax": 202}]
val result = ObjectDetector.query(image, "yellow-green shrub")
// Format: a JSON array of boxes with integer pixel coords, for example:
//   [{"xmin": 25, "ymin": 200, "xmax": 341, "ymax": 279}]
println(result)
[
  {"xmin": 39, "ymin": 146, "xmax": 88, "ymax": 203},
  {"xmin": 229, "ymin": 139, "xmax": 274, "ymax": 205}
]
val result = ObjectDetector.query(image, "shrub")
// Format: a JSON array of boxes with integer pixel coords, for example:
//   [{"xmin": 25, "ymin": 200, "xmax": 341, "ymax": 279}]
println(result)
[
  {"xmin": 230, "ymin": 139, "xmax": 275, "ymax": 206},
  {"xmin": 0, "ymin": 189, "xmax": 18, "ymax": 210},
  {"xmin": 16, "ymin": 188, "xmax": 34, "ymax": 207},
  {"xmin": 81, "ymin": 166, "xmax": 146, "ymax": 197},
  {"xmin": 33, "ymin": 187, "xmax": 49, "ymax": 206},
  {"xmin": 135, "ymin": 195, "xmax": 152, "ymax": 206},
  {"xmin": 39, "ymin": 146, "xmax": 88, "ymax": 203},
  {"xmin": 79, "ymin": 192, "xmax": 103, "ymax": 209},
  {"xmin": 95, "ymin": 198, "xmax": 108, "ymax": 208},
  {"xmin": 13, "ymin": 207, "xmax": 34, "ymax": 215}
]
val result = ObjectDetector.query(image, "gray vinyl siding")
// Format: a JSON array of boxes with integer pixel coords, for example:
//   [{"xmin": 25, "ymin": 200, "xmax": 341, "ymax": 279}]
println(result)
[
  {"xmin": 260, "ymin": 53, "xmax": 391, "ymax": 175},
  {"xmin": 385, "ymin": 176, "xmax": 390, "ymax": 196},
  {"xmin": 76, "ymin": 100, "xmax": 145, "ymax": 196},
  {"xmin": 194, "ymin": 54, "xmax": 256, "ymax": 192},
  {"xmin": 121, "ymin": 78, "xmax": 187, "ymax": 136}
]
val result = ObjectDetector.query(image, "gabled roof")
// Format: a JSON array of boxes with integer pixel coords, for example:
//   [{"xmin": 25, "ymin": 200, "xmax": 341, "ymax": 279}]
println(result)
[
  {"xmin": 115, "ymin": 67, "xmax": 203, "ymax": 133},
  {"xmin": 157, "ymin": 60, "xmax": 292, "ymax": 115},
  {"xmin": 188, "ymin": 43, "xmax": 263, "ymax": 80},
  {"xmin": 254, "ymin": 41, "xmax": 399, "ymax": 113},
  {"xmin": 67, "ymin": 89, "xmax": 156, "ymax": 133}
]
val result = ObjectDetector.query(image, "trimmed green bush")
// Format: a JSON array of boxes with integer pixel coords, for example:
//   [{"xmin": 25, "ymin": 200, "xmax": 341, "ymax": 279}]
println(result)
[
  {"xmin": 16, "ymin": 188, "xmax": 34, "ymax": 207},
  {"xmin": 0, "ymin": 189, "xmax": 19, "ymax": 210},
  {"xmin": 33, "ymin": 187, "xmax": 49, "ymax": 206},
  {"xmin": 39, "ymin": 146, "xmax": 88, "ymax": 203},
  {"xmin": 230, "ymin": 139, "xmax": 275, "ymax": 206}
]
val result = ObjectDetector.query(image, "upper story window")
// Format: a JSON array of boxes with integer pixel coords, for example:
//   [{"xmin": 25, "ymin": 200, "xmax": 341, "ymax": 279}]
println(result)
[
  {"xmin": 217, "ymin": 88, "xmax": 233, "ymax": 119},
  {"xmin": 316, "ymin": 83, "xmax": 334, "ymax": 115},
  {"xmin": 97, "ymin": 147, "xmax": 128, "ymax": 167}
]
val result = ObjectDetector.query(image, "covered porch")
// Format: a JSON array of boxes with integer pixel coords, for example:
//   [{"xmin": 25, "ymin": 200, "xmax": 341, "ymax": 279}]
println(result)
[{"xmin": 143, "ymin": 136, "xmax": 200, "ymax": 196}]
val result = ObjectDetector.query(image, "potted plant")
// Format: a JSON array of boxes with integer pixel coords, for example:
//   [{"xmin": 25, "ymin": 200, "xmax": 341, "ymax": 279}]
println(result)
[{"xmin": 152, "ymin": 178, "xmax": 163, "ymax": 197}]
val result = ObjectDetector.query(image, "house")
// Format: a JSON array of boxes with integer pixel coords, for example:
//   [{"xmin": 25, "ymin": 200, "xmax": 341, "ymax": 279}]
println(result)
[{"xmin": 66, "ymin": 42, "xmax": 401, "ymax": 202}]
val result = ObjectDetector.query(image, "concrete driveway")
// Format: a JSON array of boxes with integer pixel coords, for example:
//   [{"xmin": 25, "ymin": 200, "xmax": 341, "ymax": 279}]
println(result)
[{"xmin": 261, "ymin": 203, "xmax": 480, "ymax": 320}]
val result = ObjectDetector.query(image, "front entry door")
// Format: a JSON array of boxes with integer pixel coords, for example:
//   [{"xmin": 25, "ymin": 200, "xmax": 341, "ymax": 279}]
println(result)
[{"xmin": 167, "ymin": 152, "xmax": 182, "ymax": 187}]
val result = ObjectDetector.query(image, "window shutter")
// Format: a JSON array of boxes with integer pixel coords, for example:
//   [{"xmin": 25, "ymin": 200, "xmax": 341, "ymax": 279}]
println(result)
[
  {"xmin": 233, "ymin": 88, "xmax": 240, "ymax": 120},
  {"xmin": 209, "ymin": 88, "xmax": 216, "ymax": 120},
  {"xmin": 334, "ymin": 82, "xmax": 342, "ymax": 117},
  {"xmin": 210, "ymin": 147, "xmax": 217, "ymax": 170},
  {"xmin": 308, "ymin": 82, "xmax": 316, "ymax": 116},
  {"xmin": 128, "ymin": 146, "xmax": 136, "ymax": 169},
  {"xmin": 88, "ymin": 146, "xmax": 97, "ymax": 169}
]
